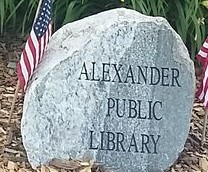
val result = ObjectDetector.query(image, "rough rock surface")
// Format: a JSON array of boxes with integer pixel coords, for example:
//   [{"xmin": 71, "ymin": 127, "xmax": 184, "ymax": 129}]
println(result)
[{"xmin": 21, "ymin": 8, "xmax": 195, "ymax": 172}]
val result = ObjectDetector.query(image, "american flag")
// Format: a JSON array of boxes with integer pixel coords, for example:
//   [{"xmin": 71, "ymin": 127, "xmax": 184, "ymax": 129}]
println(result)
[
  {"xmin": 196, "ymin": 37, "xmax": 208, "ymax": 107},
  {"xmin": 17, "ymin": 0, "xmax": 52, "ymax": 91}
]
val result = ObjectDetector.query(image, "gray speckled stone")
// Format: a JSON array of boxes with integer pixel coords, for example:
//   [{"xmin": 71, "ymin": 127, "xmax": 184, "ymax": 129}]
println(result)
[{"xmin": 22, "ymin": 8, "xmax": 195, "ymax": 172}]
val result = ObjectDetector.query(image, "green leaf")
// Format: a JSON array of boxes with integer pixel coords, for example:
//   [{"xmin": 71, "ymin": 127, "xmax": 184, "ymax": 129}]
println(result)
[
  {"xmin": 0, "ymin": 0, "xmax": 5, "ymax": 33},
  {"xmin": 201, "ymin": 1, "xmax": 208, "ymax": 9}
]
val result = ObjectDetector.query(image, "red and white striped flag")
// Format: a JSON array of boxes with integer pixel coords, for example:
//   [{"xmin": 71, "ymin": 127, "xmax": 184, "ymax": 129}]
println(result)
[
  {"xmin": 196, "ymin": 37, "xmax": 208, "ymax": 107},
  {"xmin": 17, "ymin": 0, "xmax": 52, "ymax": 91}
]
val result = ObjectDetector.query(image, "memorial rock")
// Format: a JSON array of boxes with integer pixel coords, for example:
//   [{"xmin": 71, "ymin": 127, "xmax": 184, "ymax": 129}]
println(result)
[{"xmin": 22, "ymin": 8, "xmax": 195, "ymax": 172}]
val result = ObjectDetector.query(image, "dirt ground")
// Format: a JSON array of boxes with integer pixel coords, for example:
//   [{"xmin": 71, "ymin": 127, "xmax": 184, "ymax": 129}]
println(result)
[{"xmin": 1, "ymin": 34, "xmax": 208, "ymax": 172}]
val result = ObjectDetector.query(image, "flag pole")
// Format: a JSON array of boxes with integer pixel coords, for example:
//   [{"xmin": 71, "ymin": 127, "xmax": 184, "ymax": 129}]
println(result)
[
  {"xmin": 7, "ymin": 80, "xmax": 20, "ymax": 126},
  {"xmin": 201, "ymin": 108, "xmax": 208, "ymax": 146},
  {"xmin": 7, "ymin": 0, "xmax": 43, "ymax": 127},
  {"xmin": 33, "ymin": 0, "xmax": 43, "ymax": 26}
]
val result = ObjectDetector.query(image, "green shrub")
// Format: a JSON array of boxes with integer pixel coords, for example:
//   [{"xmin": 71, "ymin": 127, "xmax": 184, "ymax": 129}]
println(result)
[
  {"xmin": 0, "ymin": 0, "xmax": 16, "ymax": 33},
  {"xmin": 1, "ymin": 0, "xmax": 208, "ymax": 60},
  {"xmin": 165, "ymin": 0, "xmax": 207, "ymax": 59}
]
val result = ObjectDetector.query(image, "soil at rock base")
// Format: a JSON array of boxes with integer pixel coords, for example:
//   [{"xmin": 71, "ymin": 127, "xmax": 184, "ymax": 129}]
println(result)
[{"xmin": 0, "ymin": 34, "xmax": 208, "ymax": 172}]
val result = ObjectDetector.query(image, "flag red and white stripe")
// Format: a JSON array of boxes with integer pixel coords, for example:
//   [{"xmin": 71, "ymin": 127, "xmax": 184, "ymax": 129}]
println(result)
[
  {"xmin": 17, "ymin": 0, "xmax": 52, "ymax": 91},
  {"xmin": 196, "ymin": 37, "xmax": 208, "ymax": 62},
  {"xmin": 196, "ymin": 37, "xmax": 208, "ymax": 107}
]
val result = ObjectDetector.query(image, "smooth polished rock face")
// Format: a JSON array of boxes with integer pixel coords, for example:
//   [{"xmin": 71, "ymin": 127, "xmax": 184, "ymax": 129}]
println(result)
[{"xmin": 21, "ymin": 8, "xmax": 195, "ymax": 172}]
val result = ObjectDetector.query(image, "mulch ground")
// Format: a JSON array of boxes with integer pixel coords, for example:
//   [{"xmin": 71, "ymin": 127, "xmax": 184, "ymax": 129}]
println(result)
[{"xmin": 1, "ymin": 34, "xmax": 208, "ymax": 172}]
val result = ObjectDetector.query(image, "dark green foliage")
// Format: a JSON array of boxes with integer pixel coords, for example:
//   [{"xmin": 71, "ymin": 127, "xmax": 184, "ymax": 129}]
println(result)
[
  {"xmin": 0, "ymin": 0, "xmax": 16, "ymax": 33},
  {"xmin": 1, "ymin": 0, "xmax": 208, "ymax": 60}
]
